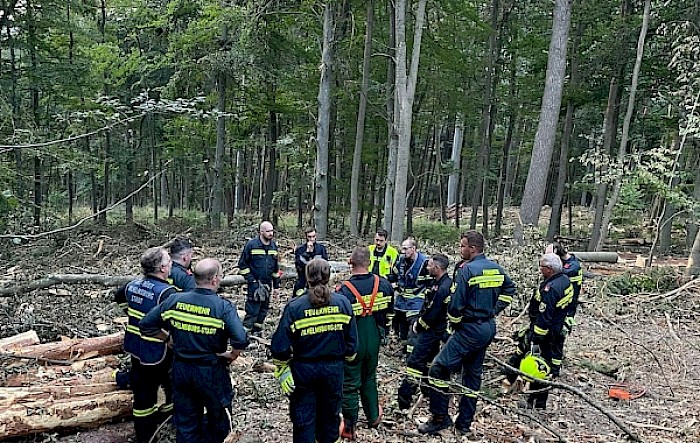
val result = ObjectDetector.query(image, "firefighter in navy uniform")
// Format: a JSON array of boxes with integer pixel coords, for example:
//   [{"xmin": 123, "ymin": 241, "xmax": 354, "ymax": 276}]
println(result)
[
  {"xmin": 505, "ymin": 253, "xmax": 573, "ymax": 409},
  {"xmin": 271, "ymin": 258, "xmax": 358, "ymax": 443},
  {"xmin": 169, "ymin": 237, "xmax": 196, "ymax": 291},
  {"xmin": 337, "ymin": 246, "xmax": 394, "ymax": 439},
  {"xmin": 397, "ymin": 253, "xmax": 451, "ymax": 410},
  {"xmin": 419, "ymin": 231, "xmax": 515, "ymax": 436},
  {"xmin": 393, "ymin": 238, "xmax": 432, "ymax": 349},
  {"xmin": 140, "ymin": 258, "xmax": 249, "ymax": 443},
  {"xmin": 546, "ymin": 242, "xmax": 583, "ymax": 375},
  {"xmin": 114, "ymin": 247, "xmax": 177, "ymax": 443},
  {"xmin": 293, "ymin": 227, "xmax": 329, "ymax": 297},
  {"xmin": 238, "ymin": 221, "xmax": 281, "ymax": 334}
]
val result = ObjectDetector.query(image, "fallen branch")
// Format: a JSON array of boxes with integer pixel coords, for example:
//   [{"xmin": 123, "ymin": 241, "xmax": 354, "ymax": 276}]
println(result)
[
  {"xmin": 487, "ymin": 353, "xmax": 641, "ymax": 442},
  {"xmin": 644, "ymin": 278, "xmax": 700, "ymax": 303}
]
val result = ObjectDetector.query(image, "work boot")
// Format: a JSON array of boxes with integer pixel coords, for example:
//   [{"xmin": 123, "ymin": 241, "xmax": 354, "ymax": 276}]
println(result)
[
  {"xmin": 418, "ymin": 415, "xmax": 453, "ymax": 435},
  {"xmin": 369, "ymin": 404, "xmax": 383, "ymax": 428}
]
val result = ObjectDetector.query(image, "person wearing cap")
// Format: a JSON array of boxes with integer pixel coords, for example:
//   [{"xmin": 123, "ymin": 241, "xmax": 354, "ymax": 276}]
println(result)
[
  {"xmin": 140, "ymin": 258, "xmax": 249, "ymax": 443},
  {"xmin": 169, "ymin": 238, "xmax": 196, "ymax": 291},
  {"xmin": 114, "ymin": 247, "xmax": 177, "ymax": 443}
]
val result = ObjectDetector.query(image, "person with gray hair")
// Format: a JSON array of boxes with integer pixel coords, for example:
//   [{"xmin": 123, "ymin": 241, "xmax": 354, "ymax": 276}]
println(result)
[
  {"xmin": 504, "ymin": 252, "xmax": 574, "ymax": 410},
  {"xmin": 113, "ymin": 247, "xmax": 177, "ymax": 443},
  {"xmin": 140, "ymin": 258, "xmax": 249, "ymax": 443}
]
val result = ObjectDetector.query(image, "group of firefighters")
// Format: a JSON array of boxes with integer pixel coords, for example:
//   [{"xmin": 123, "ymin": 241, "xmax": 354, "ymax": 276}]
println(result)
[{"xmin": 115, "ymin": 223, "xmax": 583, "ymax": 443}]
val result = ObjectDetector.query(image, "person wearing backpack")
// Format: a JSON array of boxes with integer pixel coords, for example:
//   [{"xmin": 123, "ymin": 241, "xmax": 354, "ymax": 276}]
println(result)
[{"xmin": 337, "ymin": 246, "xmax": 394, "ymax": 439}]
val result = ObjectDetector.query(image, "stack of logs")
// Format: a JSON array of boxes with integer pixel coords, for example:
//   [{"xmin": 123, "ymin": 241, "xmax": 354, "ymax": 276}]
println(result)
[{"xmin": 0, "ymin": 331, "xmax": 131, "ymax": 439}]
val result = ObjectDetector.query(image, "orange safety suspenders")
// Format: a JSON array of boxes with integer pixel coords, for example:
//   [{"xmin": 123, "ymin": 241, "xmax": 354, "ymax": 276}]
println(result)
[{"xmin": 343, "ymin": 275, "xmax": 380, "ymax": 317}]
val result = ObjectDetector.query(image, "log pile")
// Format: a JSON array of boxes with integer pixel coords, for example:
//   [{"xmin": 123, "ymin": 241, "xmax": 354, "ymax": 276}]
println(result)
[{"xmin": 0, "ymin": 331, "xmax": 132, "ymax": 439}]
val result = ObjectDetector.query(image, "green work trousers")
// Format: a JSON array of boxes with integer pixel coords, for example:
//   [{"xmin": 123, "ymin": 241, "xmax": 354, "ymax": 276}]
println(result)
[{"xmin": 342, "ymin": 317, "xmax": 381, "ymax": 425}]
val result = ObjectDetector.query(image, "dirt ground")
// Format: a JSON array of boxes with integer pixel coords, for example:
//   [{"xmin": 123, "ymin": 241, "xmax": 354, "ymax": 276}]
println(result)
[{"xmin": 0, "ymin": 220, "xmax": 698, "ymax": 443}]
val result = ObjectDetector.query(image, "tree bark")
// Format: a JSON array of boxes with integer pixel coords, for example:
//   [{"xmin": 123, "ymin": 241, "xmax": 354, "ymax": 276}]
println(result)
[
  {"xmin": 470, "ymin": 0, "xmax": 500, "ymax": 231},
  {"xmin": 383, "ymin": 0, "xmax": 397, "ymax": 232},
  {"xmin": 390, "ymin": 0, "xmax": 428, "ymax": 242},
  {"xmin": 9, "ymin": 333, "xmax": 124, "ymax": 361},
  {"xmin": 314, "ymin": 3, "xmax": 335, "ymax": 240},
  {"xmin": 688, "ymin": 228, "xmax": 700, "ymax": 276},
  {"xmin": 0, "ymin": 391, "xmax": 132, "ymax": 439},
  {"xmin": 350, "ymin": 0, "xmax": 374, "ymax": 237},
  {"xmin": 211, "ymin": 63, "xmax": 227, "ymax": 229},
  {"xmin": 447, "ymin": 114, "xmax": 464, "ymax": 207},
  {"xmin": 517, "ymin": 0, "xmax": 572, "ymax": 240},
  {"xmin": 595, "ymin": 0, "xmax": 651, "ymax": 251}
]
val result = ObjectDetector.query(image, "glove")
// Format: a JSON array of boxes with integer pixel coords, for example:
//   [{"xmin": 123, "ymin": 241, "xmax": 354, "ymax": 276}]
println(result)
[
  {"xmin": 531, "ymin": 343, "xmax": 541, "ymax": 356},
  {"xmin": 274, "ymin": 363, "xmax": 295, "ymax": 396},
  {"xmin": 252, "ymin": 283, "xmax": 271, "ymax": 302},
  {"xmin": 562, "ymin": 316, "xmax": 575, "ymax": 336}
]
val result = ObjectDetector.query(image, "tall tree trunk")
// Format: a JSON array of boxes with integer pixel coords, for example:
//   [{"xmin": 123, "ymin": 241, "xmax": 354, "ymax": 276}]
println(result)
[
  {"xmin": 313, "ymin": 3, "xmax": 335, "ymax": 240},
  {"xmin": 688, "ymin": 227, "xmax": 700, "ymax": 276},
  {"xmin": 350, "ymin": 0, "xmax": 374, "ymax": 237},
  {"xmin": 547, "ymin": 20, "xmax": 581, "ymax": 240},
  {"xmin": 470, "ymin": 0, "xmax": 500, "ymax": 230},
  {"xmin": 383, "ymin": 0, "xmax": 397, "ymax": 232},
  {"xmin": 262, "ymin": 106, "xmax": 278, "ymax": 221},
  {"xmin": 390, "ymin": 0, "xmax": 428, "ymax": 242},
  {"xmin": 447, "ymin": 114, "xmax": 464, "ymax": 207},
  {"xmin": 211, "ymin": 63, "xmax": 227, "ymax": 229},
  {"xmin": 516, "ymin": 0, "xmax": 572, "ymax": 244},
  {"xmin": 595, "ymin": 0, "xmax": 651, "ymax": 251},
  {"xmin": 495, "ymin": 56, "xmax": 517, "ymax": 237},
  {"xmin": 687, "ymin": 153, "xmax": 700, "ymax": 247}
]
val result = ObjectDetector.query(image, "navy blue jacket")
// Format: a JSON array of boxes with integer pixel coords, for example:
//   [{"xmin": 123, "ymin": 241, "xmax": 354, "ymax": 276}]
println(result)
[
  {"xmin": 115, "ymin": 277, "xmax": 176, "ymax": 365},
  {"xmin": 271, "ymin": 291, "xmax": 358, "ymax": 364},
  {"xmin": 140, "ymin": 288, "xmax": 249, "ymax": 363},
  {"xmin": 416, "ymin": 273, "xmax": 452, "ymax": 333},
  {"xmin": 169, "ymin": 262, "xmax": 196, "ymax": 292},
  {"xmin": 448, "ymin": 254, "xmax": 516, "ymax": 326},
  {"xmin": 294, "ymin": 242, "xmax": 329, "ymax": 290},
  {"xmin": 394, "ymin": 252, "xmax": 431, "ymax": 315},
  {"xmin": 528, "ymin": 273, "xmax": 573, "ymax": 344},
  {"xmin": 238, "ymin": 237, "xmax": 281, "ymax": 289},
  {"xmin": 562, "ymin": 254, "xmax": 583, "ymax": 318}
]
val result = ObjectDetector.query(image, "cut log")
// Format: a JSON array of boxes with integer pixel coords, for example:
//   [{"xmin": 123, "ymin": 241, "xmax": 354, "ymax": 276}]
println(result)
[
  {"xmin": 0, "ymin": 391, "xmax": 132, "ymax": 439},
  {"xmin": 571, "ymin": 251, "xmax": 619, "ymax": 263},
  {"xmin": 0, "ymin": 261, "xmax": 353, "ymax": 297},
  {"xmin": 10, "ymin": 332, "xmax": 123, "ymax": 361},
  {"xmin": 3, "ymin": 367, "xmax": 116, "ymax": 388},
  {"xmin": 0, "ymin": 330, "xmax": 40, "ymax": 351},
  {"xmin": 0, "ymin": 382, "xmax": 119, "ymax": 407}
]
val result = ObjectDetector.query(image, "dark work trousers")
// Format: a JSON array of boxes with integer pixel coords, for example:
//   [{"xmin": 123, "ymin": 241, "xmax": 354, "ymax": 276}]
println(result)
[
  {"xmin": 289, "ymin": 359, "xmax": 344, "ymax": 443},
  {"xmin": 172, "ymin": 360, "xmax": 233, "ymax": 443},
  {"xmin": 392, "ymin": 310, "xmax": 411, "ymax": 342},
  {"xmin": 397, "ymin": 328, "xmax": 443, "ymax": 409},
  {"xmin": 243, "ymin": 293, "xmax": 271, "ymax": 333},
  {"xmin": 131, "ymin": 355, "xmax": 172, "ymax": 443},
  {"xmin": 506, "ymin": 329, "xmax": 561, "ymax": 379},
  {"xmin": 505, "ymin": 328, "xmax": 531, "ymax": 384},
  {"xmin": 526, "ymin": 340, "xmax": 556, "ymax": 409},
  {"xmin": 550, "ymin": 333, "xmax": 566, "ymax": 377},
  {"xmin": 427, "ymin": 319, "xmax": 496, "ymax": 431}
]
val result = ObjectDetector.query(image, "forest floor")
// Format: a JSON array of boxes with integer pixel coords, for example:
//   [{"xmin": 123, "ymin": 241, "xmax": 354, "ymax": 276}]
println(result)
[{"xmin": 0, "ymin": 213, "xmax": 697, "ymax": 443}]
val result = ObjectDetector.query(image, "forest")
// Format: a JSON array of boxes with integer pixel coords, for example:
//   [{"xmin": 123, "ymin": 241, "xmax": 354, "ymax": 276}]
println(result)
[
  {"xmin": 1, "ymin": 0, "xmax": 700, "ymax": 442},
  {"xmin": 0, "ymin": 0, "xmax": 697, "ymax": 264}
]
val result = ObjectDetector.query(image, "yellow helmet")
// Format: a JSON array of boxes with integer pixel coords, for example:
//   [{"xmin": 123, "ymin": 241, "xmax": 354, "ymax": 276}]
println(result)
[{"xmin": 519, "ymin": 353, "xmax": 550, "ymax": 380}]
